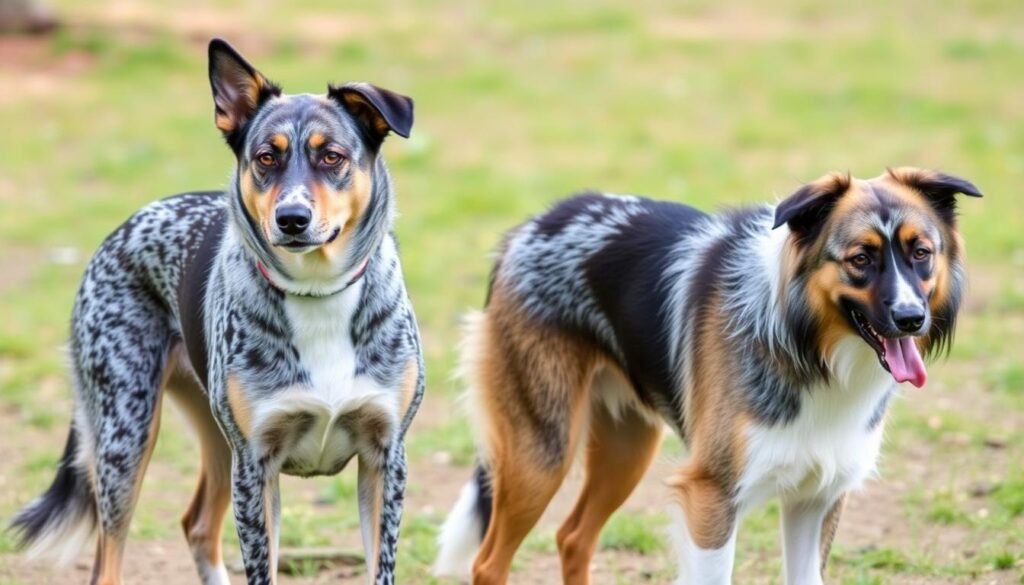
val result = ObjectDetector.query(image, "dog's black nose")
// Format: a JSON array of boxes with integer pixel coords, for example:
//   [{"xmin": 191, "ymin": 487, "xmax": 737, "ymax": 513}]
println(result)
[
  {"xmin": 276, "ymin": 205, "xmax": 311, "ymax": 236},
  {"xmin": 892, "ymin": 306, "xmax": 925, "ymax": 333}
]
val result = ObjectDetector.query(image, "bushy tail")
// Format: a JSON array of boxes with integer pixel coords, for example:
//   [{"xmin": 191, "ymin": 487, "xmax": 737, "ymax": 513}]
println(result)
[
  {"xmin": 9, "ymin": 425, "xmax": 96, "ymax": 565},
  {"xmin": 433, "ymin": 464, "xmax": 493, "ymax": 578}
]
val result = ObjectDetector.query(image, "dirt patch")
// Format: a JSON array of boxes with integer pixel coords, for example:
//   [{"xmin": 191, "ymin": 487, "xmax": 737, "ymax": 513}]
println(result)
[{"xmin": 0, "ymin": 34, "xmax": 96, "ymax": 107}]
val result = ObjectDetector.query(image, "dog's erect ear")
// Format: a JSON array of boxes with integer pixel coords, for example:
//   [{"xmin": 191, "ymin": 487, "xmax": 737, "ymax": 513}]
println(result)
[
  {"xmin": 773, "ymin": 172, "xmax": 852, "ymax": 240},
  {"xmin": 887, "ymin": 167, "xmax": 982, "ymax": 223},
  {"xmin": 328, "ymin": 82, "xmax": 414, "ymax": 147},
  {"xmin": 208, "ymin": 38, "xmax": 281, "ymax": 150}
]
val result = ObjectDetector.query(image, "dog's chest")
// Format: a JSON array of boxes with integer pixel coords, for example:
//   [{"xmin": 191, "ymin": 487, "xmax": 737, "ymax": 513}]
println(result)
[
  {"xmin": 286, "ymin": 294, "xmax": 360, "ymax": 406},
  {"xmin": 735, "ymin": 339, "xmax": 895, "ymax": 508},
  {"xmin": 249, "ymin": 288, "xmax": 397, "ymax": 476}
]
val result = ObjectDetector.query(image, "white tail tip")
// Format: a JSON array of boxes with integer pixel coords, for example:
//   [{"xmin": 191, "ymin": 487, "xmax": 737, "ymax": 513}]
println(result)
[{"xmin": 433, "ymin": 479, "xmax": 484, "ymax": 578}]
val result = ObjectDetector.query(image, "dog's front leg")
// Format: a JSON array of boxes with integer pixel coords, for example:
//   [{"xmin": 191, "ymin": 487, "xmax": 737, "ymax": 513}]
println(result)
[
  {"xmin": 780, "ymin": 496, "xmax": 839, "ymax": 585},
  {"xmin": 231, "ymin": 451, "xmax": 281, "ymax": 585},
  {"xmin": 358, "ymin": 441, "xmax": 407, "ymax": 585}
]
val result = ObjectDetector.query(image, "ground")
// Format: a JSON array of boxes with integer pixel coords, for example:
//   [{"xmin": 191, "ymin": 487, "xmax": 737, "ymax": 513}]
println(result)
[{"xmin": 0, "ymin": 0, "xmax": 1022, "ymax": 584}]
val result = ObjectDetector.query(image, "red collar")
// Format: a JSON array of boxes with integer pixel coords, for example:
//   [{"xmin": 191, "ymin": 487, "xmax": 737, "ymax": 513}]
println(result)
[{"xmin": 256, "ymin": 258, "xmax": 369, "ymax": 297}]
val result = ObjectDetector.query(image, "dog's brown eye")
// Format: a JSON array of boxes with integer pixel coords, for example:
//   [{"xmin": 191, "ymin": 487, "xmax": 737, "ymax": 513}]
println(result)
[
  {"xmin": 321, "ymin": 151, "xmax": 345, "ymax": 167},
  {"xmin": 913, "ymin": 247, "xmax": 932, "ymax": 261},
  {"xmin": 256, "ymin": 153, "xmax": 276, "ymax": 168},
  {"xmin": 850, "ymin": 253, "xmax": 871, "ymax": 268}
]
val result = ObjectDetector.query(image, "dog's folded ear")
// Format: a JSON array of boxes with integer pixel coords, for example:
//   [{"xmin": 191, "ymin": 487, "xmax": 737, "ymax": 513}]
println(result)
[
  {"xmin": 773, "ymin": 171, "xmax": 852, "ymax": 240},
  {"xmin": 328, "ymin": 83, "xmax": 414, "ymax": 147},
  {"xmin": 886, "ymin": 167, "xmax": 982, "ymax": 223},
  {"xmin": 208, "ymin": 38, "xmax": 281, "ymax": 151}
]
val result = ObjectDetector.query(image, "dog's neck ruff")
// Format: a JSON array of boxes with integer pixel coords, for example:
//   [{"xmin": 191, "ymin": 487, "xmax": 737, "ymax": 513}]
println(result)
[{"xmin": 256, "ymin": 257, "xmax": 370, "ymax": 298}]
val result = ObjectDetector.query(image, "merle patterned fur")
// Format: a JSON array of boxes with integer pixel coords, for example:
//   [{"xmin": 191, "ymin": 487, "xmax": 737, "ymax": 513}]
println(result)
[{"xmin": 10, "ymin": 39, "xmax": 423, "ymax": 585}]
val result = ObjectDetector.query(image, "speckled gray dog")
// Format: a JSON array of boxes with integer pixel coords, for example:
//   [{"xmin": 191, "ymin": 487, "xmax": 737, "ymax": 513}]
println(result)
[{"xmin": 10, "ymin": 39, "xmax": 424, "ymax": 585}]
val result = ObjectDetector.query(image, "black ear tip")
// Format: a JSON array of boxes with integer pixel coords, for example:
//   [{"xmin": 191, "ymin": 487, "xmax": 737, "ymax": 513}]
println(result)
[
  {"xmin": 771, "ymin": 205, "xmax": 791, "ymax": 230},
  {"xmin": 939, "ymin": 173, "xmax": 984, "ymax": 198},
  {"xmin": 963, "ymin": 183, "xmax": 984, "ymax": 198},
  {"xmin": 394, "ymin": 100, "xmax": 413, "ymax": 138},
  {"xmin": 772, "ymin": 195, "xmax": 797, "ymax": 229},
  {"xmin": 208, "ymin": 38, "xmax": 229, "ymax": 56},
  {"xmin": 208, "ymin": 38, "xmax": 246, "ymax": 65}
]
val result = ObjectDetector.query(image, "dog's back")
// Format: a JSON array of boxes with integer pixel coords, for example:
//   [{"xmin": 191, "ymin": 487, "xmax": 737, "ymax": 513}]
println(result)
[
  {"xmin": 9, "ymin": 191, "xmax": 224, "ymax": 562},
  {"xmin": 490, "ymin": 192, "xmax": 719, "ymax": 425}
]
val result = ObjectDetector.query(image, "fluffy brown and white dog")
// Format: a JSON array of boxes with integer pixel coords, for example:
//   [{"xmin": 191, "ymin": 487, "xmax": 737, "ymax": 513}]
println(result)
[{"xmin": 434, "ymin": 168, "xmax": 980, "ymax": 584}]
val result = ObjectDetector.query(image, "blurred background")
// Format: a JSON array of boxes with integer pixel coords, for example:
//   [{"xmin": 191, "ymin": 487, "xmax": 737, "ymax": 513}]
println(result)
[{"xmin": 0, "ymin": 1, "xmax": 1022, "ymax": 583}]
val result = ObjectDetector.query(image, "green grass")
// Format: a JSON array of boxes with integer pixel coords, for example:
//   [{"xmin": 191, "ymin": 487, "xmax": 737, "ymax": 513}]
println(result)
[
  {"xmin": 599, "ymin": 513, "xmax": 666, "ymax": 555},
  {"xmin": 1, "ymin": 0, "xmax": 1024, "ymax": 583}
]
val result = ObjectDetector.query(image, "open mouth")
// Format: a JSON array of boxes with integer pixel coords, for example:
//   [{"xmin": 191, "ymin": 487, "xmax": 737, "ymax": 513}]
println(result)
[
  {"xmin": 848, "ymin": 308, "xmax": 928, "ymax": 388},
  {"xmin": 850, "ymin": 309, "xmax": 887, "ymax": 370}
]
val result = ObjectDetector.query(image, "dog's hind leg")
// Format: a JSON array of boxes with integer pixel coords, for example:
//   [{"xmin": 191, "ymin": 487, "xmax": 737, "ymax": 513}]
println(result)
[
  {"xmin": 556, "ymin": 391, "xmax": 663, "ymax": 585},
  {"xmin": 165, "ymin": 358, "xmax": 232, "ymax": 585},
  {"xmin": 469, "ymin": 305, "xmax": 596, "ymax": 585},
  {"xmin": 75, "ymin": 306, "xmax": 173, "ymax": 585}
]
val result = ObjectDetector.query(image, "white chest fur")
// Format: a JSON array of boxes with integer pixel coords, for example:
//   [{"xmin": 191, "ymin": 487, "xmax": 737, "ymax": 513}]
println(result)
[
  {"xmin": 284, "ymin": 287, "xmax": 362, "ymax": 407},
  {"xmin": 735, "ymin": 336, "xmax": 896, "ymax": 509},
  {"xmin": 248, "ymin": 283, "xmax": 398, "ymax": 476}
]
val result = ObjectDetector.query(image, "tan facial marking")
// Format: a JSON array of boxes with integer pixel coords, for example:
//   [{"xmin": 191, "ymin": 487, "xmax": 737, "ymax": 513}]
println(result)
[
  {"xmin": 241, "ymin": 169, "xmax": 282, "ymax": 244},
  {"xmin": 897, "ymin": 223, "xmax": 920, "ymax": 246},
  {"xmin": 271, "ymin": 133, "xmax": 289, "ymax": 151},
  {"xmin": 315, "ymin": 166, "xmax": 373, "ymax": 262},
  {"xmin": 858, "ymin": 230, "xmax": 883, "ymax": 250},
  {"xmin": 805, "ymin": 262, "xmax": 862, "ymax": 356},
  {"xmin": 308, "ymin": 133, "xmax": 326, "ymax": 149},
  {"xmin": 927, "ymin": 252, "xmax": 949, "ymax": 308}
]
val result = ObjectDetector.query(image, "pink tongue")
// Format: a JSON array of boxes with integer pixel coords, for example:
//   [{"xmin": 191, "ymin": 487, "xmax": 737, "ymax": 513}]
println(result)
[{"xmin": 882, "ymin": 337, "xmax": 927, "ymax": 388}]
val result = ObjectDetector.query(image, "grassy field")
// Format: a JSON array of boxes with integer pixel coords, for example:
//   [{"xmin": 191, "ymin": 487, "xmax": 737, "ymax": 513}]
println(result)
[{"xmin": 1, "ymin": 0, "xmax": 1023, "ymax": 583}]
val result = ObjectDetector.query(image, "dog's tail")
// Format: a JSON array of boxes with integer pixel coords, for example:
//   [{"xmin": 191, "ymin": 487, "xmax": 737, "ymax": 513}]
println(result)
[
  {"xmin": 434, "ymin": 310, "xmax": 496, "ymax": 578},
  {"xmin": 433, "ymin": 463, "xmax": 493, "ymax": 578},
  {"xmin": 9, "ymin": 424, "xmax": 97, "ymax": 565}
]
